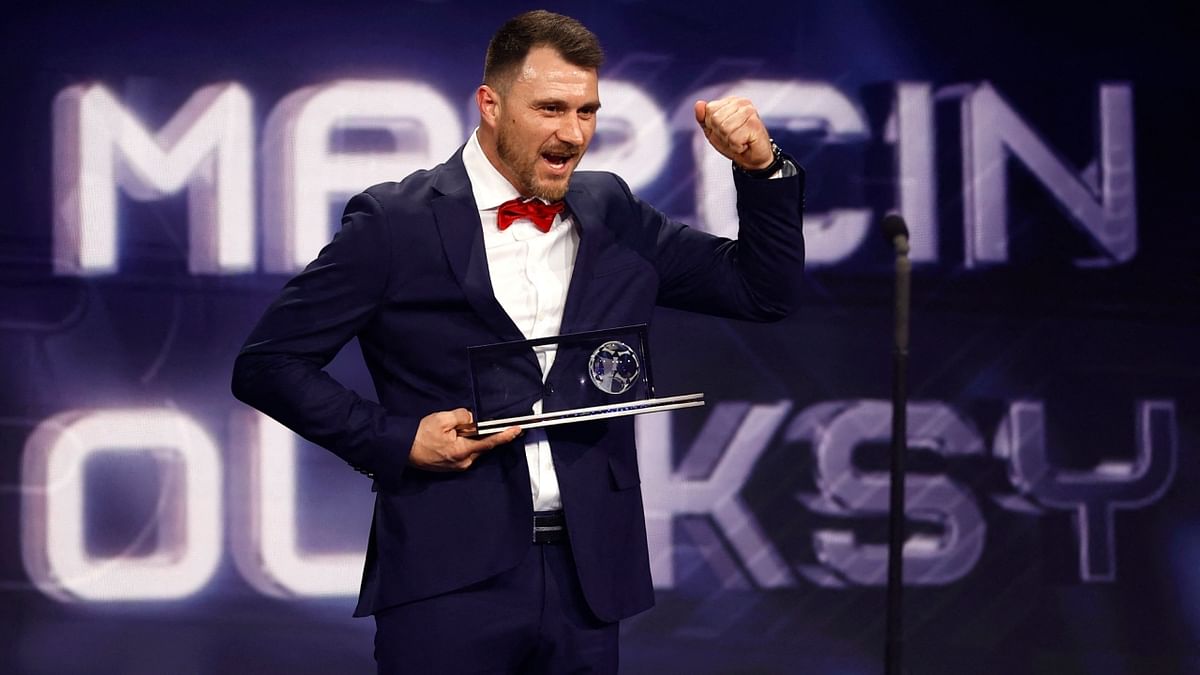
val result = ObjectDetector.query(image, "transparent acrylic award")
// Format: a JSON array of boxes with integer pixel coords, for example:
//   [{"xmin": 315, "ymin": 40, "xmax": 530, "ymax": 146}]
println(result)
[{"xmin": 457, "ymin": 324, "xmax": 704, "ymax": 436}]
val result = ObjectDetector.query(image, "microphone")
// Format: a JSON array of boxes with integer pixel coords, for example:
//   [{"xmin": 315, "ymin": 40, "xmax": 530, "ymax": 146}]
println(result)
[
  {"xmin": 881, "ymin": 210, "xmax": 912, "ymax": 675},
  {"xmin": 882, "ymin": 212, "xmax": 910, "ymax": 255}
]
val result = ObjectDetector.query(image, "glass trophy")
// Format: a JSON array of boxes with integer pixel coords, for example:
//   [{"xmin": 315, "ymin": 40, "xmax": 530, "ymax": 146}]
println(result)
[{"xmin": 457, "ymin": 324, "xmax": 704, "ymax": 436}]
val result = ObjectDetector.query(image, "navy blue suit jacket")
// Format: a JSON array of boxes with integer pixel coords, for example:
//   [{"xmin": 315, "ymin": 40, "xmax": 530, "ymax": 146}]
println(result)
[{"xmin": 231, "ymin": 147, "xmax": 804, "ymax": 620}]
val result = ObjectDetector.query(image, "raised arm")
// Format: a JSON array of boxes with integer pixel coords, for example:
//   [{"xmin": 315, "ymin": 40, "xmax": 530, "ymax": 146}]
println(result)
[{"xmin": 652, "ymin": 96, "xmax": 805, "ymax": 320}]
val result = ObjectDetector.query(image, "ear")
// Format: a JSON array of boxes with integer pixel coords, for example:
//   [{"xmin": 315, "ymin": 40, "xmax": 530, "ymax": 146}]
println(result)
[{"xmin": 477, "ymin": 85, "xmax": 501, "ymax": 127}]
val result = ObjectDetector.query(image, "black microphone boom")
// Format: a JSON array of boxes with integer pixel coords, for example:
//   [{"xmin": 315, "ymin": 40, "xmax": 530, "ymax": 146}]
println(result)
[{"xmin": 883, "ymin": 212, "xmax": 911, "ymax": 675}]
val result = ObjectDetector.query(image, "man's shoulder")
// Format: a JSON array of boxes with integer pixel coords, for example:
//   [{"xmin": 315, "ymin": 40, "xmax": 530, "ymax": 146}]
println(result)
[
  {"xmin": 360, "ymin": 168, "xmax": 439, "ymax": 206},
  {"xmin": 567, "ymin": 170, "xmax": 638, "ymax": 209},
  {"xmin": 570, "ymin": 170, "xmax": 624, "ymax": 192},
  {"xmin": 358, "ymin": 150, "xmax": 466, "ymax": 211}
]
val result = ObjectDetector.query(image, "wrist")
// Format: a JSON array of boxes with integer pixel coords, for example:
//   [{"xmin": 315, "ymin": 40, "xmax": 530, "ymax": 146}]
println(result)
[{"xmin": 735, "ymin": 140, "xmax": 783, "ymax": 178}]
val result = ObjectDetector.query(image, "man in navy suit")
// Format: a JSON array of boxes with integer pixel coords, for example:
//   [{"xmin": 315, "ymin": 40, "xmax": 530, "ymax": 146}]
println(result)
[{"xmin": 232, "ymin": 10, "xmax": 804, "ymax": 674}]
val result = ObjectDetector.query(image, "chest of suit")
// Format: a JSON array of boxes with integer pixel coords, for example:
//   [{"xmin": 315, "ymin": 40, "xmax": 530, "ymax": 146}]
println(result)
[{"xmin": 356, "ymin": 181, "xmax": 661, "ymax": 423}]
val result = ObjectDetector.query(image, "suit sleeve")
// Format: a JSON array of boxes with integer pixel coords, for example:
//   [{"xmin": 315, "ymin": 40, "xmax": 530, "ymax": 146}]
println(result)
[
  {"xmin": 231, "ymin": 190, "xmax": 417, "ymax": 489},
  {"xmin": 646, "ymin": 160, "xmax": 805, "ymax": 320}
]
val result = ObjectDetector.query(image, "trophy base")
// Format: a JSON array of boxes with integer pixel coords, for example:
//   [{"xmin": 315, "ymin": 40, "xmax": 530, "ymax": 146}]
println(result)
[{"xmin": 458, "ymin": 393, "xmax": 705, "ymax": 437}]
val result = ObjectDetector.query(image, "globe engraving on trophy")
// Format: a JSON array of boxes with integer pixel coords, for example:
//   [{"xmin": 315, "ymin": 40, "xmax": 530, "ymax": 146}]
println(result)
[{"xmin": 588, "ymin": 340, "xmax": 640, "ymax": 394}]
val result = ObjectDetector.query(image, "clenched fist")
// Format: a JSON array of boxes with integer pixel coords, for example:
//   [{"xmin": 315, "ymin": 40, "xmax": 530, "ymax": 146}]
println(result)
[{"xmin": 694, "ymin": 97, "xmax": 775, "ymax": 171}]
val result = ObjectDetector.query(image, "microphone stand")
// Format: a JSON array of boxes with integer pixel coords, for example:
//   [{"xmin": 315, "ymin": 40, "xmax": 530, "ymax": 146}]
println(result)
[{"xmin": 883, "ymin": 214, "xmax": 911, "ymax": 675}]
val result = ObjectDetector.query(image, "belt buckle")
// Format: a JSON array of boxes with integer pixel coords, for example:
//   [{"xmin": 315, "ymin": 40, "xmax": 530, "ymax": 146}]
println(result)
[{"xmin": 532, "ymin": 511, "xmax": 566, "ymax": 544}]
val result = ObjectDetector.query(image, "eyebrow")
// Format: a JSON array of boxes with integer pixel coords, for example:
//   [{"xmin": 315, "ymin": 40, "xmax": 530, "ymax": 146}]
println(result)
[{"xmin": 530, "ymin": 97, "xmax": 602, "ymax": 111}]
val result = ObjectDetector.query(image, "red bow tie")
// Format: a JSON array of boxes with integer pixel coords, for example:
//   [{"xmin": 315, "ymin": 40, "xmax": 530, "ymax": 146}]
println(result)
[{"xmin": 496, "ymin": 198, "xmax": 565, "ymax": 233}]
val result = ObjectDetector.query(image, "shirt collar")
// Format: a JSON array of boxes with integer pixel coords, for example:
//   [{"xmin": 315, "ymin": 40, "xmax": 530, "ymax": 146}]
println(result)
[{"xmin": 462, "ymin": 127, "xmax": 524, "ymax": 211}]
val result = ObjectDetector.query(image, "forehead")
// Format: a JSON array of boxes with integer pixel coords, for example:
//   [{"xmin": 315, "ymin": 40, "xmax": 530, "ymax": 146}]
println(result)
[{"xmin": 511, "ymin": 45, "xmax": 598, "ymax": 99}]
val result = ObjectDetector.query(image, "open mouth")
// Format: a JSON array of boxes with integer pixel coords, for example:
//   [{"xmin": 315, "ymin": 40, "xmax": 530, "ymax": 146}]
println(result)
[{"xmin": 541, "ymin": 151, "xmax": 575, "ymax": 171}]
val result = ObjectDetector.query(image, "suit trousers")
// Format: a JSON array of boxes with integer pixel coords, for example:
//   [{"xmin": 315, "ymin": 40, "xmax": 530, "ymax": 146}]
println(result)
[{"xmin": 373, "ymin": 539, "xmax": 618, "ymax": 674}]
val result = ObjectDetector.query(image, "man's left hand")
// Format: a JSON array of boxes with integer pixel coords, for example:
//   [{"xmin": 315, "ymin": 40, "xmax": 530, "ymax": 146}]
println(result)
[{"xmin": 694, "ymin": 97, "xmax": 774, "ymax": 171}]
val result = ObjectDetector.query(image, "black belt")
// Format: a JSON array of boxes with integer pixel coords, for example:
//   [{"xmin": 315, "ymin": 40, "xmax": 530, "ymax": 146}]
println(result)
[{"xmin": 533, "ymin": 510, "xmax": 567, "ymax": 544}]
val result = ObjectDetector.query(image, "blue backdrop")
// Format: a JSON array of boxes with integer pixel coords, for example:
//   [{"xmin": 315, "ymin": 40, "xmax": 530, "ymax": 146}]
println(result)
[{"xmin": 2, "ymin": 1, "xmax": 1197, "ymax": 673}]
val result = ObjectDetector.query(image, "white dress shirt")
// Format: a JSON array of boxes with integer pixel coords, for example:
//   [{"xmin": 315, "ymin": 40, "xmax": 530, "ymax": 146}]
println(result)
[{"xmin": 461, "ymin": 129, "xmax": 578, "ymax": 512}]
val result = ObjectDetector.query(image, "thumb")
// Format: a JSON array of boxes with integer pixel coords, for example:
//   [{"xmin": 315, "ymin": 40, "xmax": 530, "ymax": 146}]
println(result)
[{"xmin": 693, "ymin": 100, "xmax": 707, "ymax": 127}]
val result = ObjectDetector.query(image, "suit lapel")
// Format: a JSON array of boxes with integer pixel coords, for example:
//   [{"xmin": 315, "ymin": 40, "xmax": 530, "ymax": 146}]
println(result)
[
  {"xmin": 433, "ymin": 152, "xmax": 611, "ymax": 413},
  {"xmin": 558, "ymin": 185, "xmax": 602, "ymax": 335},
  {"xmin": 433, "ymin": 161, "xmax": 608, "ymax": 341},
  {"xmin": 431, "ymin": 152, "xmax": 525, "ymax": 344}
]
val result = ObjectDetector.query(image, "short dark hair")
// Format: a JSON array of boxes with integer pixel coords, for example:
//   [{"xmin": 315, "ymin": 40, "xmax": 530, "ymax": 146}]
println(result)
[{"xmin": 484, "ymin": 10, "xmax": 604, "ymax": 92}]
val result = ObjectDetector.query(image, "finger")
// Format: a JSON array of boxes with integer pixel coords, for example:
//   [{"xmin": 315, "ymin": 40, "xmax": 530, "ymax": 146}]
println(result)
[
  {"xmin": 706, "ymin": 97, "xmax": 748, "ymax": 128},
  {"xmin": 704, "ymin": 96, "xmax": 736, "ymax": 117},
  {"xmin": 707, "ymin": 98, "xmax": 748, "ymax": 128},
  {"xmin": 733, "ymin": 120, "xmax": 763, "ymax": 150},
  {"xmin": 713, "ymin": 106, "xmax": 755, "ymax": 141},
  {"xmin": 435, "ymin": 408, "xmax": 473, "ymax": 433},
  {"xmin": 444, "ymin": 428, "xmax": 518, "ymax": 470},
  {"xmin": 457, "ymin": 425, "xmax": 521, "ymax": 455},
  {"xmin": 695, "ymin": 101, "xmax": 714, "ymax": 140},
  {"xmin": 493, "ymin": 425, "xmax": 523, "ymax": 445},
  {"xmin": 724, "ymin": 114, "xmax": 770, "ymax": 155},
  {"xmin": 716, "ymin": 101, "xmax": 757, "ymax": 132},
  {"xmin": 478, "ymin": 425, "xmax": 523, "ymax": 449}
]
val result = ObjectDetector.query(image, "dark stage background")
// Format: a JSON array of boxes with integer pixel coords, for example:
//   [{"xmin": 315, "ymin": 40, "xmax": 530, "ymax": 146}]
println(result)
[{"xmin": 2, "ymin": 2, "xmax": 1197, "ymax": 673}]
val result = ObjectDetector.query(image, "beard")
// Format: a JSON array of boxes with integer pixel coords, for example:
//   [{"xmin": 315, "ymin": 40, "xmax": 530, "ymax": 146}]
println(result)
[{"xmin": 496, "ymin": 124, "xmax": 578, "ymax": 202}]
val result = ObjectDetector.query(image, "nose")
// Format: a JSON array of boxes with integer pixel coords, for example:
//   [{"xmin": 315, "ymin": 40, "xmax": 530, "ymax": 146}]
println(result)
[{"xmin": 557, "ymin": 113, "xmax": 585, "ymax": 146}]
